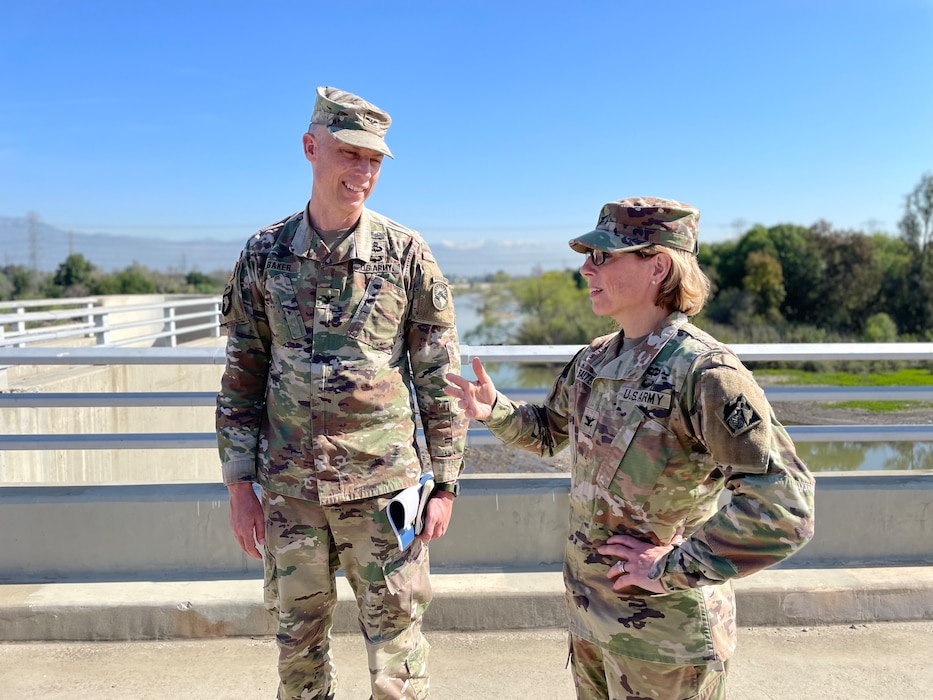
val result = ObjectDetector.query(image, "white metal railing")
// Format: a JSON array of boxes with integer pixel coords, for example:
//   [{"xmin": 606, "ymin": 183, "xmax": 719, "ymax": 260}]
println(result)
[
  {"xmin": 2, "ymin": 344, "xmax": 933, "ymax": 450},
  {"xmin": 0, "ymin": 295, "xmax": 222, "ymax": 349}
]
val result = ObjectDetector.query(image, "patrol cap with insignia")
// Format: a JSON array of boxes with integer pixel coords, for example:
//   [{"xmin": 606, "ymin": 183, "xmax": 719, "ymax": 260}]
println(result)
[
  {"xmin": 569, "ymin": 196, "xmax": 700, "ymax": 256},
  {"xmin": 310, "ymin": 86, "xmax": 393, "ymax": 158}
]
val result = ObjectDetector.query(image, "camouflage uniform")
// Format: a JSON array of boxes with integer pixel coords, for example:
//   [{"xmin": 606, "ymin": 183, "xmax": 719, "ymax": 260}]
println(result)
[
  {"xmin": 483, "ymin": 311, "xmax": 815, "ymax": 698},
  {"xmin": 217, "ymin": 204, "xmax": 467, "ymax": 699}
]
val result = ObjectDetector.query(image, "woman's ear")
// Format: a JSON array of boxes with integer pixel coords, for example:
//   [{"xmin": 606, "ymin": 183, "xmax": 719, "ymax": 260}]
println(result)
[{"xmin": 653, "ymin": 252, "xmax": 672, "ymax": 282}]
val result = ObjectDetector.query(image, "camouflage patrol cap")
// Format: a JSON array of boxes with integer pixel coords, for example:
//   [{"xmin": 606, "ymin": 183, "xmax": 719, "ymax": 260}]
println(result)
[
  {"xmin": 569, "ymin": 197, "xmax": 700, "ymax": 256},
  {"xmin": 310, "ymin": 86, "xmax": 394, "ymax": 158}
]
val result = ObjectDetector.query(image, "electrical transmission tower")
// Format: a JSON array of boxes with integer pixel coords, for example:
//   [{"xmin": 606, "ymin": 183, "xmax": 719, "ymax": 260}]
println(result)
[{"xmin": 27, "ymin": 211, "xmax": 41, "ymax": 271}]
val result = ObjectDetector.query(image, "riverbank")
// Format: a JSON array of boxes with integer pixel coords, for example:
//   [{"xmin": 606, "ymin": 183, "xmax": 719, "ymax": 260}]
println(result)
[{"xmin": 462, "ymin": 401, "xmax": 933, "ymax": 475}]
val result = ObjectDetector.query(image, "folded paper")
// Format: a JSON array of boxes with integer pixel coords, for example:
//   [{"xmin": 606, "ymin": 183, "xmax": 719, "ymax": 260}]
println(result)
[{"xmin": 387, "ymin": 472, "xmax": 435, "ymax": 550}]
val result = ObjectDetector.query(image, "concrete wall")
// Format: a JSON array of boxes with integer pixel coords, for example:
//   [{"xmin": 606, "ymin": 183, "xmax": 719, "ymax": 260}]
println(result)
[
  {"xmin": 2, "ymin": 340, "xmax": 225, "ymax": 484},
  {"xmin": 97, "ymin": 294, "xmax": 169, "ymax": 346},
  {"xmin": 2, "ymin": 473, "xmax": 931, "ymax": 583},
  {"xmin": 3, "ymin": 338, "xmax": 933, "ymax": 591}
]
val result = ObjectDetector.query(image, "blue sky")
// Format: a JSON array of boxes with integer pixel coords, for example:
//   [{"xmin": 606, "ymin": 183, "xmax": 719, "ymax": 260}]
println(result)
[{"xmin": 2, "ymin": 0, "xmax": 932, "ymax": 276}]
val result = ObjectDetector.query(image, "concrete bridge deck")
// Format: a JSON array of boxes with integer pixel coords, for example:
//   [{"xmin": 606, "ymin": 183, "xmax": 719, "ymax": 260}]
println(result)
[
  {"xmin": 3, "ymin": 569, "xmax": 933, "ymax": 699},
  {"xmin": 3, "ymin": 622, "xmax": 932, "ymax": 699},
  {"xmin": 3, "ymin": 566, "xmax": 933, "ymax": 641}
]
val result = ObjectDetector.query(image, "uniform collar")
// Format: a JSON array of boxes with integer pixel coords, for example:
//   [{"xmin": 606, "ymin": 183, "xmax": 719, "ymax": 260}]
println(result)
[
  {"xmin": 291, "ymin": 205, "xmax": 379, "ymax": 264},
  {"xmin": 596, "ymin": 312, "xmax": 688, "ymax": 381}
]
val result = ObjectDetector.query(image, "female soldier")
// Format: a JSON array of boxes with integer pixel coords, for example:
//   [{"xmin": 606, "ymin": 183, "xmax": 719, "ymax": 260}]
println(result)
[{"xmin": 445, "ymin": 197, "xmax": 815, "ymax": 700}]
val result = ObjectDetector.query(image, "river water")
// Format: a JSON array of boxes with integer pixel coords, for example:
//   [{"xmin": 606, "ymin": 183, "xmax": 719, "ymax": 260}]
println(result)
[{"xmin": 452, "ymin": 289, "xmax": 932, "ymax": 474}]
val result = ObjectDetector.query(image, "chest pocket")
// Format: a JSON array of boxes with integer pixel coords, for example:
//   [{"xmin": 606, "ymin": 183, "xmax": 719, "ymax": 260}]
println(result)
[
  {"xmin": 266, "ymin": 274, "xmax": 306, "ymax": 341},
  {"xmin": 347, "ymin": 275, "xmax": 407, "ymax": 353},
  {"xmin": 599, "ymin": 413, "xmax": 679, "ymax": 510},
  {"xmin": 583, "ymin": 381, "xmax": 679, "ymax": 512}
]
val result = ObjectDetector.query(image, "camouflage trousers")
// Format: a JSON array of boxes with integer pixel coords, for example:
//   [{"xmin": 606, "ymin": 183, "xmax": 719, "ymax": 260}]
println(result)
[
  {"xmin": 568, "ymin": 634, "xmax": 727, "ymax": 700},
  {"xmin": 261, "ymin": 489, "xmax": 433, "ymax": 700}
]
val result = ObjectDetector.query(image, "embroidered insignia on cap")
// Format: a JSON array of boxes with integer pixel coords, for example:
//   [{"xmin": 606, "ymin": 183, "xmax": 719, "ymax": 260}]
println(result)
[
  {"xmin": 721, "ymin": 394, "xmax": 762, "ymax": 437},
  {"xmin": 431, "ymin": 281, "xmax": 450, "ymax": 311}
]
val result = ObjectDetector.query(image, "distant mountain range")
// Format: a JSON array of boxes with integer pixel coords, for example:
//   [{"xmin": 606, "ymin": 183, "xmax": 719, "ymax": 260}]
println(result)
[
  {"xmin": 0, "ymin": 216, "xmax": 245, "ymax": 274},
  {"xmin": 0, "ymin": 215, "xmax": 583, "ymax": 278}
]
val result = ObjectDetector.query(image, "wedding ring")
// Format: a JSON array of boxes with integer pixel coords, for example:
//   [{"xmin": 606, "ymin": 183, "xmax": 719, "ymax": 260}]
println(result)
[{"xmin": 616, "ymin": 560, "xmax": 626, "ymax": 574}]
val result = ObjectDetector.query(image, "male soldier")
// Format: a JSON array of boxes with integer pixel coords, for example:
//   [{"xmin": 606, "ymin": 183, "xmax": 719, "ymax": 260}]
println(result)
[{"xmin": 216, "ymin": 86, "xmax": 468, "ymax": 700}]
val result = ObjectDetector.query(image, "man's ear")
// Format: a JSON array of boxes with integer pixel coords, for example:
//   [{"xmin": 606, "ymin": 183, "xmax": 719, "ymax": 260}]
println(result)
[{"xmin": 302, "ymin": 131, "xmax": 316, "ymax": 163}]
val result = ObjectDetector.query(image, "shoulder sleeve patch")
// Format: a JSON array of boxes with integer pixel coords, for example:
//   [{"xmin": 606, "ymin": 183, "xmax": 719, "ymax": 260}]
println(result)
[
  {"xmin": 721, "ymin": 394, "xmax": 763, "ymax": 437},
  {"xmin": 431, "ymin": 279, "xmax": 451, "ymax": 311},
  {"xmin": 694, "ymin": 364, "xmax": 772, "ymax": 474},
  {"xmin": 411, "ymin": 247, "xmax": 455, "ymax": 327},
  {"xmin": 221, "ymin": 261, "xmax": 249, "ymax": 326},
  {"xmin": 413, "ymin": 276, "xmax": 456, "ymax": 327}
]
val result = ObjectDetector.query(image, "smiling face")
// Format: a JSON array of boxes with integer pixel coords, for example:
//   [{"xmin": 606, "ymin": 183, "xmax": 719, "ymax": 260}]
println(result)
[
  {"xmin": 580, "ymin": 248, "xmax": 672, "ymax": 335},
  {"xmin": 303, "ymin": 125, "xmax": 384, "ymax": 230}
]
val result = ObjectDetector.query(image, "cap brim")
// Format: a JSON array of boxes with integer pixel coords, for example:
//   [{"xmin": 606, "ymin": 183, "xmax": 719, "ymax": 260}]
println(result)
[
  {"xmin": 568, "ymin": 229, "xmax": 652, "ymax": 254},
  {"xmin": 330, "ymin": 127, "xmax": 394, "ymax": 158}
]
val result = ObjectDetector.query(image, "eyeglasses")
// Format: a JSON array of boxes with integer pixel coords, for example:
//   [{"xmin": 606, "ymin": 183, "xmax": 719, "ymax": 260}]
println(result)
[{"xmin": 586, "ymin": 249, "xmax": 653, "ymax": 266}]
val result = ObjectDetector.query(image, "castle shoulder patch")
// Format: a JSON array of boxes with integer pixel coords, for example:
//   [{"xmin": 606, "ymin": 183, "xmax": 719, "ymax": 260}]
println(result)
[{"xmin": 720, "ymin": 394, "xmax": 762, "ymax": 437}]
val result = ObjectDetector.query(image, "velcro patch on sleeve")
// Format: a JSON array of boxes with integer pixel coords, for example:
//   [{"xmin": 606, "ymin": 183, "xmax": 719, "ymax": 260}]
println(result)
[
  {"xmin": 698, "ymin": 365, "xmax": 771, "ymax": 474},
  {"xmin": 431, "ymin": 280, "xmax": 451, "ymax": 311},
  {"xmin": 221, "ymin": 264, "xmax": 248, "ymax": 326},
  {"xmin": 412, "ymin": 246, "xmax": 456, "ymax": 327},
  {"xmin": 720, "ymin": 394, "xmax": 763, "ymax": 437}
]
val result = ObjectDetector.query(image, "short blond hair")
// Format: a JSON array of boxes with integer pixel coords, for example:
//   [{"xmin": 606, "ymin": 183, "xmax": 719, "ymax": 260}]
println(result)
[{"xmin": 649, "ymin": 245, "xmax": 710, "ymax": 316}]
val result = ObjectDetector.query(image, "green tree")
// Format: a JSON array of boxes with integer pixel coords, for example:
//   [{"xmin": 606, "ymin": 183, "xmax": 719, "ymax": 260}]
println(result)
[
  {"xmin": 702, "ymin": 286, "xmax": 757, "ymax": 328},
  {"xmin": 508, "ymin": 270, "xmax": 615, "ymax": 345},
  {"xmin": 862, "ymin": 313, "xmax": 898, "ymax": 342},
  {"xmin": 899, "ymin": 173, "xmax": 933, "ymax": 254},
  {"xmin": 696, "ymin": 242, "xmax": 722, "ymax": 299},
  {"xmin": 93, "ymin": 264, "xmax": 157, "ymax": 295},
  {"xmin": 713, "ymin": 225, "xmax": 776, "ymax": 292},
  {"xmin": 0, "ymin": 269, "xmax": 13, "ymax": 301},
  {"xmin": 53, "ymin": 253, "xmax": 96, "ymax": 287},
  {"xmin": 742, "ymin": 249, "xmax": 786, "ymax": 321},
  {"xmin": 872, "ymin": 234, "xmax": 912, "ymax": 338},
  {"xmin": 467, "ymin": 270, "xmax": 615, "ymax": 346},
  {"xmin": 896, "ymin": 173, "xmax": 933, "ymax": 337},
  {"xmin": 766, "ymin": 224, "xmax": 824, "ymax": 323},
  {"xmin": 2, "ymin": 264, "xmax": 43, "ymax": 299},
  {"xmin": 809, "ymin": 230, "xmax": 882, "ymax": 334},
  {"xmin": 185, "ymin": 270, "xmax": 224, "ymax": 293},
  {"xmin": 51, "ymin": 253, "xmax": 97, "ymax": 297},
  {"xmin": 463, "ymin": 283, "xmax": 516, "ymax": 345}
]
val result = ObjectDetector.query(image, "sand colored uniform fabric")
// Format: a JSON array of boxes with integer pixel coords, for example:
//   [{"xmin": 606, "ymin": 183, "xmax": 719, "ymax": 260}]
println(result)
[
  {"xmin": 484, "ymin": 312, "xmax": 815, "ymax": 665},
  {"xmin": 216, "ymin": 206, "xmax": 467, "ymax": 504}
]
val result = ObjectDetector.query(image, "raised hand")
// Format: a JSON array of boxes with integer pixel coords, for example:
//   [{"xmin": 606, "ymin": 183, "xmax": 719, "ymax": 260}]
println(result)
[{"xmin": 445, "ymin": 357, "xmax": 497, "ymax": 422}]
